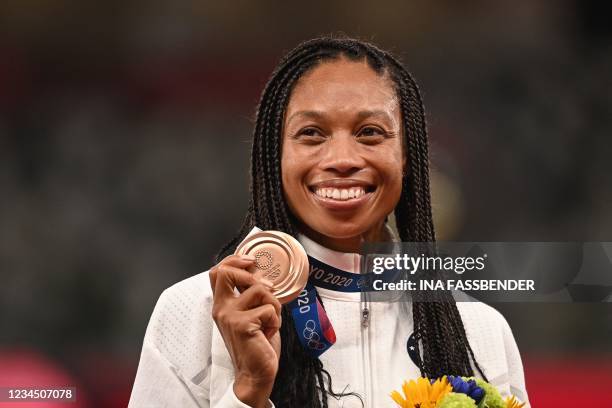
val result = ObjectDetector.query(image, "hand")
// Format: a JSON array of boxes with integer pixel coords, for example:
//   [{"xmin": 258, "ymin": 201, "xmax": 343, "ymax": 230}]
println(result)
[{"xmin": 210, "ymin": 254, "xmax": 282, "ymax": 407}]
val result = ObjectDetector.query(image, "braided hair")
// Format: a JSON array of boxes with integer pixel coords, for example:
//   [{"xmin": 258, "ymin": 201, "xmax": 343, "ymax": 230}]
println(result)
[{"xmin": 216, "ymin": 36, "xmax": 487, "ymax": 407}]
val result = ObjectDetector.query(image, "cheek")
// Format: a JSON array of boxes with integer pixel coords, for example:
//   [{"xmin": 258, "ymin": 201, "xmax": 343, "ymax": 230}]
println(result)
[
  {"xmin": 380, "ymin": 150, "xmax": 405, "ymax": 202},
  {"xmin": 280, "ymin": 152, "xmax": 307, "ymax": 204},
  {"xmin": 281, "ymin": 142, "xmax": 316, "ymax": 185},
  {"xmin": 281, "ymin": 154, "xmax": 299, "ymax": 185},
  {"xmin": 280, "ymin": 144, "xmax": 293, "ymax": 184},
  {"xmin": 386, "ymin": 171, "xmax": 404, "ymax": 200}
]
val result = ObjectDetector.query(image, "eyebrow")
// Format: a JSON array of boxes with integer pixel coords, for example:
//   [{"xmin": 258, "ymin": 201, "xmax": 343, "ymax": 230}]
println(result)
[
  {"xmin": 356, "ymin": 110, "xmax": 393, "ymax": 121},
  {"xmin": 286, "ymin": 110, "xmax": 325, "ymax": 125},
  {"xmin": 286, "ymin": 109, "xmax": 393, "ymax": 125}
]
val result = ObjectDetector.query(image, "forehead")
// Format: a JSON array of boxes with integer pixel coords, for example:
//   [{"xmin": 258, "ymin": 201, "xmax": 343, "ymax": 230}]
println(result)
[{"xmin": 286, "ymin": 57, "xmax": 399, "ymax": 116}]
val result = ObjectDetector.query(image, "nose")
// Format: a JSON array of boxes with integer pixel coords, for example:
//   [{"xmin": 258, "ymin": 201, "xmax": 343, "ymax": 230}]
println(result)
[{"xmin": 318, "ymin": 134, "xmax": 366, "ymax": 175}]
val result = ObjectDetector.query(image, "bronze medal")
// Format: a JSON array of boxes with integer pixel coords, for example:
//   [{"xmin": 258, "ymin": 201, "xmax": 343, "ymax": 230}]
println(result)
[{"xmin": 235, "ymin": 230, "xmax": 309, "ymax": 304}]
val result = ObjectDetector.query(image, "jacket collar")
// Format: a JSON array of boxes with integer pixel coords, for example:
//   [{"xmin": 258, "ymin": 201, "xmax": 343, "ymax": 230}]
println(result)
[
  {"xmin": 297, "ymin": 232, "xmax": 364, "ymax": 301},
  {"xmin": 297, "ymin": 233, "xmax": 362, "ymax": 274}
]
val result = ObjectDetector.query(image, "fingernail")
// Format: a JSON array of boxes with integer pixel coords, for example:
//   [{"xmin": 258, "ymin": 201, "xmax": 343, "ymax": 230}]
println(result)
[
  {"xmin": 240, "ymin": 254, "xmax": 256, "ymax": 261},
  {"xmin": 260, "ymin": 278, "xmax": 274, "ymax": 288}
]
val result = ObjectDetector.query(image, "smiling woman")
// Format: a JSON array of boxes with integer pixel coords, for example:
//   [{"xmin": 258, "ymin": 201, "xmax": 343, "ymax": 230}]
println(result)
[
  {"xmin": 282, "ymin": 58, "xmax": 404, "ymax": 253},
  {"xmin": 129, "ymin": 37, "xmax": 529, "ymax": 408}
]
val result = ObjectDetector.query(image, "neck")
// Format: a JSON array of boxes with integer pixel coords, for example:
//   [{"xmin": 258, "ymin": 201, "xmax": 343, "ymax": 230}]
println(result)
[{"xmin": 299, "ymin": 221, "xmax": 391, "ymax": 253}]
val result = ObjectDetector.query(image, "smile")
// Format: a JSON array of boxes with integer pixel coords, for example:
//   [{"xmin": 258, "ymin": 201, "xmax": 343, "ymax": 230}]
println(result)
[
  {"xmin": 314, "ymin": 187, "xmax": 366, "ymax": 201},
  {"xmin": 308, "ymin": 180, "xmax": 376, "ymax": 210}
]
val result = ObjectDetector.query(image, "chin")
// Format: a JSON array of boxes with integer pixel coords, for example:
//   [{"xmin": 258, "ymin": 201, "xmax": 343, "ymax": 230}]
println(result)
[{"xmin": 311, "ymin": 221, "xmax": 370, "ymax": 240}]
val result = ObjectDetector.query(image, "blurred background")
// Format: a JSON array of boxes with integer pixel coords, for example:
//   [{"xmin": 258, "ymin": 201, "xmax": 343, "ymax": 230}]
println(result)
[{"xmin": 0, "ymin": 0, "xmax": 611, "ymax": 406}]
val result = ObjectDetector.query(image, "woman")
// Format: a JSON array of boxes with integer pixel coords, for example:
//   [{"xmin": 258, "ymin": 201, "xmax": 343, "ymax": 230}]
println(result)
[{"xmin": 129, "ymin": 37, "xmax": 529, "ymax": 408}]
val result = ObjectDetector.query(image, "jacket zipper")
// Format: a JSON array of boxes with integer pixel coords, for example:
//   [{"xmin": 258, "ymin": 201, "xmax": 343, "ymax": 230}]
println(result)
[
  {"xmin": 361, "ymin": 306, "xmax": 370, "ymax": 328},
  {"xmin": 361, "ymin": 293, "xmax": 373, "ymax": 407}
]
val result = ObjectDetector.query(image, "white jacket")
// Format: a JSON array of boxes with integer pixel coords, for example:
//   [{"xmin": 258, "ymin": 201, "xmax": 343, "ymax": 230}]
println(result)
[{"xmin": 129, "ymin": 234, "xmax": 530, "ymax": 407}]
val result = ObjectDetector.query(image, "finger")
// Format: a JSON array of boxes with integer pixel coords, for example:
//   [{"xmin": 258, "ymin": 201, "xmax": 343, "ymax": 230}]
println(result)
[
  {"xmin": 209, "ymin": 254, "xmax": 256, "ymax": 295},
  {"xmin": 264, "ymin": 308, "xmax": 283, "ymax": 339},
  {"xmin": 244, "ymin": 304, "xmax": 282, "ymax": 336},
  {"xmin": 235, "ymin": 283, "xmax": 280, "ymax": 314},
  {"xmin": 224, "ymin": 253, "xmax": 256, "ymax": 267},
  {"xmin": 214, "ymin": 264, "xmax": 259, "ymax": 299}
]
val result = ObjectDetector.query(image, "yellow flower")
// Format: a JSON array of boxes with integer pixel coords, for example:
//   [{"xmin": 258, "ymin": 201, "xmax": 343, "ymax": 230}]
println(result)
[
  {"xmin": 390, "ymin": 377, "xmax": 452, "ymax": 408},
  {"xmin": 505, "ymin": 395, "xmax": 526, "ymax": 408}
]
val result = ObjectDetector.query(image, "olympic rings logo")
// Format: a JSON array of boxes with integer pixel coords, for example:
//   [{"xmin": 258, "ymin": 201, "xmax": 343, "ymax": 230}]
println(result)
[
  {"xmin": 254, "ymin": 250, "xmax": 273, "ymax": 270},
  {"xmin": 302, "ymin": 319, "xmax": 325, "ymax": 350}
]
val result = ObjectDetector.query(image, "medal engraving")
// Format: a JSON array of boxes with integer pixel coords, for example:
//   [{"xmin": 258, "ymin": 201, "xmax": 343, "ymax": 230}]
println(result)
[{"xmin": 235, "ymin": 230, "xmax": 309, "ymax": 304}]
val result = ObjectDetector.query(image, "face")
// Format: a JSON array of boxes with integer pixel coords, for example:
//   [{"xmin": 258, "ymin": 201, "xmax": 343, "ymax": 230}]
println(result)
[{"xmin": 281, "ymin": 57, "xmax": 405, "ymax": 252}]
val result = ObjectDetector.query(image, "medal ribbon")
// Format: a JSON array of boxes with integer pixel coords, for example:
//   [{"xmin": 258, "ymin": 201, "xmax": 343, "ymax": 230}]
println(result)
[
  {"xmin": 287, "ymin": 282, "xmax": 336, "ymax": 358},
  {"xmin": 287, "ymin": 256, "xmax": 402, "ymax": 357},
  {"xmin": 308, "ymin": 256, "xmax": 402, "ymax": 292}
]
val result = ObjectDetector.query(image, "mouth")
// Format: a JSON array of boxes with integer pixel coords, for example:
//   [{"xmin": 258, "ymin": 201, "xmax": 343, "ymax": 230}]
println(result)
[{"xmin": 308, "ymin": 179, "xmax": 376, "ymax": 210}]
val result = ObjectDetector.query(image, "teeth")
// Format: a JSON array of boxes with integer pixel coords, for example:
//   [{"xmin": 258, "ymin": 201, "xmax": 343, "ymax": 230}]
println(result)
[{"xmin": 314, "ymin": 187, "xmax": 367, "ymax": 201}]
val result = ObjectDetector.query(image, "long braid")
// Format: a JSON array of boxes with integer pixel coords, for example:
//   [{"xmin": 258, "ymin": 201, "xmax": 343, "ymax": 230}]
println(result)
[
  {"xmin": 216, "ymin": 36, "xmax": 486, "ymax": 407},
  {"xmin": 386, "ymin": 54, "xmax": 487, "ymax": 380}
]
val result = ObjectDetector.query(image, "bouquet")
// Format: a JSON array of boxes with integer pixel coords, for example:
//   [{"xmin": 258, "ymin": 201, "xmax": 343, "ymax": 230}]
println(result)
[{"xmin": 390, "ymin": 376, "xmax": 525, "ymax": 408}]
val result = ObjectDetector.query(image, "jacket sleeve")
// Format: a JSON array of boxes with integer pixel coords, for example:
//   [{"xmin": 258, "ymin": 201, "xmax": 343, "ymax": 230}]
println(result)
[
  {"xmin": 128, "ymin": 279, "xmax": 275, "ymax": 407},
  {"xmin": 128, "ymin": 338, "xmax": 208, "ymax": 407},
  {"xmin": 501, "ymin": 318, "xmax": 531, "ymax": 408}
]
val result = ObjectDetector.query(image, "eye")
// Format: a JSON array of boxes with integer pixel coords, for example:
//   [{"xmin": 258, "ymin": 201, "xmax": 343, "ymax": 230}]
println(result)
[
  {"xmin": 301, "ymin": 127, "xmax": 322, "ymax": 137},
  {"xmin": 357, "ymin": 126, "xmax": 386, "ymax": 137},
  {"xmin": 294, "ymin": 127, "xmax": 326, "ymax": 143}
]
